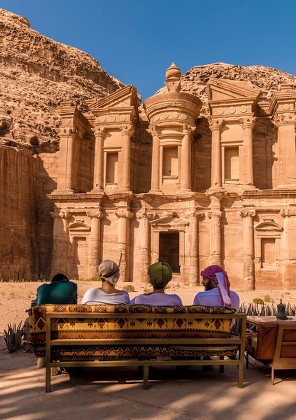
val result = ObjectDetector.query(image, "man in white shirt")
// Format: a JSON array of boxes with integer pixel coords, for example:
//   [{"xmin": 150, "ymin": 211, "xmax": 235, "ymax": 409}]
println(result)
[{"xmin": 193, "ymin": 265, "xmax": 240, "ymax": 310}]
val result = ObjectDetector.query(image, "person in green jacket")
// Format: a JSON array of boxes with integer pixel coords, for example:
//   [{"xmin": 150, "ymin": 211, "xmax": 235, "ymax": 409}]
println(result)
[{"xmin": 36, "ymin": 273, "xmax": 77, "ymax": 305}]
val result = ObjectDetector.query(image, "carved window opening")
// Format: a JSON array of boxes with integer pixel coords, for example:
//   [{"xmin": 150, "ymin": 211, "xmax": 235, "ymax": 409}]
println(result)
[
  {"xmin": 106, "ymin": 152, "xmax": 118, "ymax": 184},
  {"xmin": 261, "ymin": 238, "xmax": 276, "ymax": 268},
  {"xmin": 163, "ymin": 146, "xmax": 178, "ymax": 178},
  {"xmin": 159, "ymin": 231, "xmax": 180, "ymax": 273},
  {"xmin": 224, "ymin": 146, "xmax": 239, "ymax": 181}
]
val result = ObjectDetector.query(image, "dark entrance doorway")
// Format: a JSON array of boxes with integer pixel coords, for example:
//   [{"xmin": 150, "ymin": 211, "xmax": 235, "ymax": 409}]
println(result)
[{"xmin": 159, "ymin": 231, "xmax": 180, "ymax": 273}]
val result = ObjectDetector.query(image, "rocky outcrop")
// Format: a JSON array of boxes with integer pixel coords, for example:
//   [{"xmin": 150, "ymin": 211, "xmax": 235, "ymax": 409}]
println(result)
[
  {"xmin": 156, "ymin": 62, "xmax": 296, "ymax": 117},
  {"xmin": 0, "ymin": 8, "xmax": 123, "ymax": 152}
]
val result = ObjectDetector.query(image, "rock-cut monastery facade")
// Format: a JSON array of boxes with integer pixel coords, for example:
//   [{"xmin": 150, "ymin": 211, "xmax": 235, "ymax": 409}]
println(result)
[{"xmin": 48, "ymin": 63, "xmax": 296, "ymax": 290}]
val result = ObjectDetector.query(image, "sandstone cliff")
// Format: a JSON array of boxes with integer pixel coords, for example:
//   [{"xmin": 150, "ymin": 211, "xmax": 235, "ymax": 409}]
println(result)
[{"xmin": 0, "ymin": 8, "xmax": 123, "ymax": 153}]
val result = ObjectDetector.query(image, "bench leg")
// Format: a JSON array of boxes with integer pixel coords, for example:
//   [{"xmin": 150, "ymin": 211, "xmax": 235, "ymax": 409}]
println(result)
[
  {"xmin": 143, "ymin": 366, "xmax": 149, "ymax": 390},
  {"xmin": 237, "ymin": 363, "xmax": 244, "ymax": 388},
  {"xmin": 45, "ymin": 365, "xmax": 51, "ymax": 392},
  {"xmin": 219, "ymin": 356, "xmax": 224, "ymax": 373}
]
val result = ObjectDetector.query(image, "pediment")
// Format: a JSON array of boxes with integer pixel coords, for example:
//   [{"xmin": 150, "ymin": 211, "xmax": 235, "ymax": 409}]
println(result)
[
  {"xmin": 88, "ymin": 85, "xmax": 138, "ymax": 113},
  {"xmin": 68, "ymin": 221, "xmax": 90, "ymax": 232},
  {"xmin": 208, "ymin": 78, "xmax": 261, "ymax": 102},
  {"xmin": 255, "ymin": 221, "xmax": 283, "ymax": 232}
]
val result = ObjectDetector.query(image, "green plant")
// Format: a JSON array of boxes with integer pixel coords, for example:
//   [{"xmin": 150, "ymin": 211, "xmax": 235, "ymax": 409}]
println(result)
[
  {"xmin": 253, "ymin": 298, "xmax": 264, "ymax": 305},
  {"xmin": 4, "ymin": 322, "xmax": 23, "ymax": 353},
  {"xmin": 122, "ymin": 284, "xmax": 135, "ymax": 292},
  {"xmin": 263, "ymin": 294, "xmax": 273, "ymax": 303}
]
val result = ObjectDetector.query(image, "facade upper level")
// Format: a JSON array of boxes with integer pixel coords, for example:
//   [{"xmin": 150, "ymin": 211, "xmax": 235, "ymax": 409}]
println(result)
[{"xmin": 52, "ymin": 64, "xmax": 296, "ymax": 197}]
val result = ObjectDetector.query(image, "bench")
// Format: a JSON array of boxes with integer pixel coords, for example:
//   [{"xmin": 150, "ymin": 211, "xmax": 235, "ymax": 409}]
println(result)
[
  {"xmin": 29, "ymin": 304, "xmax": 246, "ymax": 392},
  {"xmin": 246, "ymin": 317, "xmax": 296, "ymax": 384}
]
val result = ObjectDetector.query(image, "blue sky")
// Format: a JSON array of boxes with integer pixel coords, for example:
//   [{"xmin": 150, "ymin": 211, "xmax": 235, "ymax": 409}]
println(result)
[{"xmin": 1, "ymin": 0, "xmax": 296, "ymax": 100}]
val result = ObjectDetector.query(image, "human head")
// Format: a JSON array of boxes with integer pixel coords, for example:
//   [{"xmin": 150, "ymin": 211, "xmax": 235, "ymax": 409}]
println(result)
[
  {"xmin": 200, "ymin": 265, "xmax": 231, "ymax": 307},
  {"xmin": 148, "ymin": 262, "xmax": 173, "ymax": 289},
  {"xmin": 98, "ymin": 260, "xmax": 120, "ymax": 286},
  {"xmin": 51, "ymin": 273, "xmax": 69, "ymax": 282}
]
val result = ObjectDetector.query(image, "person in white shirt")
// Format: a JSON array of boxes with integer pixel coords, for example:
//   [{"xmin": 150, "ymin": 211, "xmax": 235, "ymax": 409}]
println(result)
[
  {"xmin": 81, "ymin": 260, "xmax": 130, "ymax": 305},
  {"xmin": 193, "ymin": 265, "xmax": 239, "ymax": 310},
  {"xmin": 131, "ymin": 262, "xmax": 182, "ymax": 306}
]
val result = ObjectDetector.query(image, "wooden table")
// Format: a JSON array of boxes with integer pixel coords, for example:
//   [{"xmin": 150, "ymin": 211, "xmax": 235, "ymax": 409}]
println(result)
[{"xmin": 246, "ymin": 316, "xmax": 296, "ymax": 383}]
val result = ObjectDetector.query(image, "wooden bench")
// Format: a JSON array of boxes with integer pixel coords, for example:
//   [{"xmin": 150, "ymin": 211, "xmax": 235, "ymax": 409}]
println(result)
[
  {"xmin": 29, "ymin": 304, "xmax": 246, "ymax": 391},
  {"xmin": 246, "ymin": 317, "xmax": 296, "ymax": 384}
]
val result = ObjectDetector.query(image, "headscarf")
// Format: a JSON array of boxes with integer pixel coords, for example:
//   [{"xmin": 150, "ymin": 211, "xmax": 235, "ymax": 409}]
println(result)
[
  {"xmin": 148, "ymin": 262, "xmax": 173, "ymax": 289},
  {"xmin": 200, "ymin": 265, "xmax": 231, "ymax": 307},
  {"xmin": 98, "ymin": 260, "xmax": 120, "ymax": 286},
  {"xmin": 51, "ymin": 273, "xmax": 69, "ymax": 282}
]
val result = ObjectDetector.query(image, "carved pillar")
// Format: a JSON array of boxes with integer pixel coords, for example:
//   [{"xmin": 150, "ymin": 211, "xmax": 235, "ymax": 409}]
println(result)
[
  {"xmin": 87, "ymin": 210, "xmax": 102, "ymax": 277},
  {"xmin": 240, "ymin": 208, "xmax": 256, "ymax": 290},
  {"xmin": 280, "ymin": 208, "xmax": 296, "ymax": 288},
  {"xmin": 120, "ymin": 126, "xmax": 133, "ymax": 191},
  {"xmin": 275, "ymin": 114, "xmax": 296, "ymax": 187},
  {"xmin": 116, "ymin": 208, "xmax": 133, "ymax": 282},
  {"xmin": 92, "ymin": 128, "xmax": 105, "ymax": 191},
  {"xmin": 209, "ymin": 194, "xmax": 222, "ymax": 266},
  {"xmin": 150, "ymin": 127, "xmax": 161, "ymax": 193},
  {"xmin": 210, "ymin": 120, "xmax": 222, "ymax": 188},
  {"xmin": 50, "ymin": 209, "xmax": 70, "ymax": 276},
  {"xmin": 185, "ymin": 210, "xmax": 203, "ymax": 285},
  {"xmin": 180, "ymin": 125, "xmax": 192, "ymax": 192},
  {"xmin": 56, "ymin": 129, "xmax": 75, "ymax": 192},
  {"xmin": 136, "ymin": 208, "xmax": 151, "ymax": 283},
  {"xmin": 241, "ymin": 118, "xmax": 254, "ymax": 185}
]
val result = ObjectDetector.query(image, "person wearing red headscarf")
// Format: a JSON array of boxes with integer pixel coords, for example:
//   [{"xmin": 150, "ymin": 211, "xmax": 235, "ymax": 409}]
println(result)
[{"xmin": 193, "ymin": 265, "xmax": 239, "ymax": 310}]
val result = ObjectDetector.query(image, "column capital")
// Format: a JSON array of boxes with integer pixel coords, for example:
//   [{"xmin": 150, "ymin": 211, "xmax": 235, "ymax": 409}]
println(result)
[
  {"xmin": 116, "ymin": 209, "xmax": 133, "ymax": 219},
  {"xmin": 182, "ymin": 124, "xmax": 192, "ymax": 136},
  {"xmin": 94, "ymin": 126, "xmax": 106, "ymax": 137},
  {"xmin": 240, "ymin": 208, "xmax": 256, "ymax": 218},
  {"xmin": 280, "ymin": 207, "xmax": 296, "ymax": 217},
  {"xmin": 184, "ymin": 210, "xmax": 204, "ymax": 219},
  {"xmin": 240, "ymin": 117, "xmax": 254, "ymax": 129},
  {"xmin": 121, "ymin": 125, "xmax": 134, "ymax": 137},
  {"xmin": 209, "ymin": 118, "xmax": 223, "ymax": 131},
  {"xmin": 86, "ymin": 210, "xmax": 103, "ymax": 219},
  {"xmin": 208, "ymin": 210, "xmax": 222, "ymax": 219},
  {"xmin": 274, "ymin": 113, "xmax": 296, "ymax": 127}
]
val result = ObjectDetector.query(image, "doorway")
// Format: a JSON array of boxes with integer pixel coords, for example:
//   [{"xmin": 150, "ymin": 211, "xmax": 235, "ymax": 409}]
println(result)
[{"xmin": 159, "ymin": 231, "xmax": 180, "ymax": 273}]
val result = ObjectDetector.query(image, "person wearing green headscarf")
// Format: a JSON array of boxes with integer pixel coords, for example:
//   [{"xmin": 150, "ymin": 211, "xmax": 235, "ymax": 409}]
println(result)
[{"xmin": 131, "ymin": 262, "xmax": 182, "ymax": 306}]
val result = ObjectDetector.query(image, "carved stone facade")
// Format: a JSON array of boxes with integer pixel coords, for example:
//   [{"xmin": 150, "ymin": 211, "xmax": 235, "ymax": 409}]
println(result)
[{"xmin": 44, "ymin": 64, "xmax": 296, "ymax": 290}]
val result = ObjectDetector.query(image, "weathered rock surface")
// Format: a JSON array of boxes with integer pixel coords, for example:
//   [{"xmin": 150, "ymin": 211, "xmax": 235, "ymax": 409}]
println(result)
[
  {"xmin": 0, "ymin": 8, "xmax": 123, "ymax": 152},
  {"xmin": 156, "ymin": 62, "xmax": 296, "ymax": 116}
]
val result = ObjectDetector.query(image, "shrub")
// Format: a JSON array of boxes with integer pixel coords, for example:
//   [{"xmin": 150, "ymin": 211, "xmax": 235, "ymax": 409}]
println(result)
[
  {"xmin": 123, "ymin": 284, "xmax": 135, "ymax": 292},
  {"xmin": 4, "ymin": 322, "xmax": 23, "ymax": 353},
  {"xmin": 253, "ymin": 298, "xmax": 264, "ymax": 305},
  {"xmin": 263, "ymin": 294, "xmax": 273, "ymax": 303}
]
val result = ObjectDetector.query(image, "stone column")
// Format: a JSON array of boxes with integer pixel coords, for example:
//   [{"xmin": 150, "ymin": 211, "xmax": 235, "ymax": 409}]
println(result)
[
  {"xmin": 185, "ymin": 210, "xmax": 203, "ymax": 285},
  {"xmin": 56, "ymin": 129, "xmax": 75, "ymax": 192},
  {"xmin": 150, "ymin": 127, "xmax": 161, "ymax": 193},
  {"xmin": 209, "ymin": 194, "xmax": 222, "ymax": 265},
  {"xmin": 136, "ymin": 208, "xmax": 151, "ymax": 283},
  {"xmin": 87, "ymin": 210, "xmax": 102, "ymax": 277},
  {"xmin": 210, "ymin": 120, "xmax": 222, "ymax": 188},
  {"xmin": 280, "ymin": 208, "xmax": 296, "ymax": 288},
  {"xmin": 120, "ymin": 126, "xmax": 134, "ymax": 191},
  {"xmin": 92, "ymin": 128, "xmax": 105, "ymax": 191},
  {"xmin": 50, "ymin": 209, "xmax": 70, "ymax": 276},
  {"xmin": 241, "ymin": 117, "xmax": 254, "ymax": 185},
  {"xmin": 180, "ymin": 125, "xmax": 192, "ymax": 192},
  {"xmin": 240, "ymin": 208, "xmax": 256, "ymax": 290},
  {"xmin": 116, "ymin": 208, "xmax": 133, "ymax": 282},
  {"xmin": 275, "ymin": 114, "xmax": 296, "ymax": 187}
]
